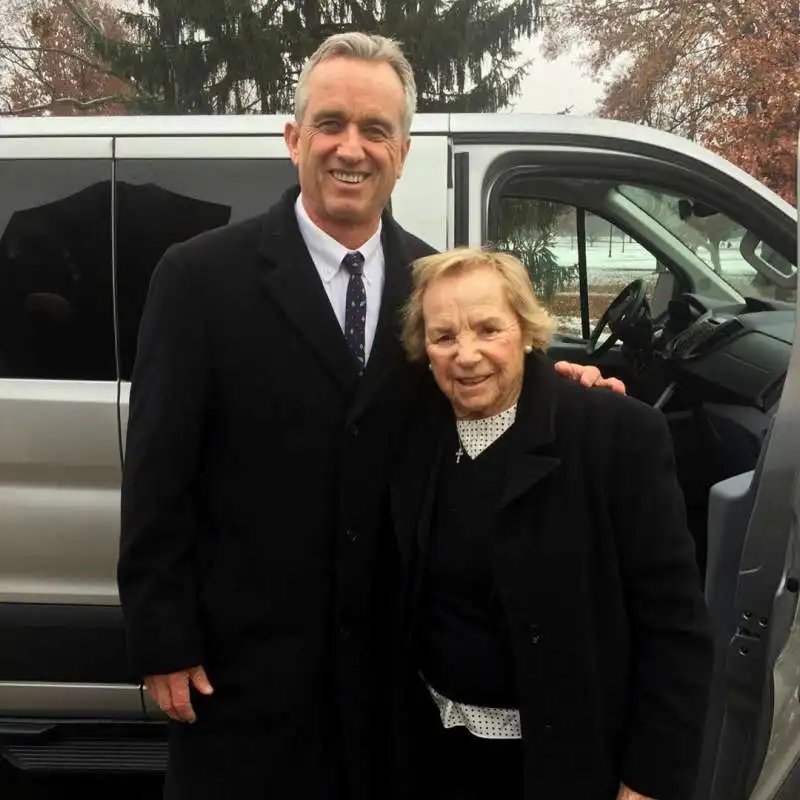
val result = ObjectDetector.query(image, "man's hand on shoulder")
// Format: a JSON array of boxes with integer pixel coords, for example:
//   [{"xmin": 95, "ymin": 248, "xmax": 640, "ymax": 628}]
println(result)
[
  {"xmin": 616, "ymin": 784, "xmax": 656, "ymax": 800},
  {"xmin": 144, "ymin": 665, "xmax": 214, "ymax": 723},
  {"xmin": 554, "ymin": 360, "xmax": 627, "ymax": 395}
]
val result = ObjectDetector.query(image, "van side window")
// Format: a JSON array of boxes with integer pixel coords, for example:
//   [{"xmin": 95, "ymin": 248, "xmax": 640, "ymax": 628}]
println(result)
[
  {"xmin": 0, "ymin": 160, "xmax": 115, "ymax": 380},
  {"xmin": 491, "ymin": 197, "xmax": 658, "ymax": 339},
  {"xmin": 115, "ymin": 158, "xmax": 298, "ymax": 380}
]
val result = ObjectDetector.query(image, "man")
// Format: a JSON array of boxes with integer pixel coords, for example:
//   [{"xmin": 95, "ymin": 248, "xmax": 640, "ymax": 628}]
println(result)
[{"xmin": 117, "ymin": 31, "xmax": 624, "ymax": 800}]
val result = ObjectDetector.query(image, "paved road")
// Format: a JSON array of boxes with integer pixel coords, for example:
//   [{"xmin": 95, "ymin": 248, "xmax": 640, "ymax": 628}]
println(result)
[{"xmin": 0, "ymin": 762, "xmax": 163, "ymax": 799}]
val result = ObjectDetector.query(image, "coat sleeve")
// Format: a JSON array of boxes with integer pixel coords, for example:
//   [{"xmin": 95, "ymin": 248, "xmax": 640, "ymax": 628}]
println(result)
[
  {"xmin": 610, "ymin": 402, "xmax": 715, "ymax": 800},
  {"xmin": 117, "ymin": 244, "xmax": 209, "ymax": 678}
]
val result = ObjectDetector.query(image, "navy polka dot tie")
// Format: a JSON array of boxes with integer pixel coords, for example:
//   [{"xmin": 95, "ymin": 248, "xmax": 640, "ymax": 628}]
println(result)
[{"xmin": 342, "ymin": 251, "xmax": 367, "ymax": 374}]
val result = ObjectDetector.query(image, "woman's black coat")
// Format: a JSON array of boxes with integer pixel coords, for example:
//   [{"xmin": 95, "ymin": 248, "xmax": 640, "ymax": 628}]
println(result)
[{"xmin": 390, "ymin": 352, "xmax": 715, "ymax": 800}]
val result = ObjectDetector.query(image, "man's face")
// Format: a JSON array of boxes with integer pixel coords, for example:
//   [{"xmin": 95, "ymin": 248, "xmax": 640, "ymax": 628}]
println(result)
[{"xmin": 285, "ymin": 57, "xmax": 411, "ymax": 246}]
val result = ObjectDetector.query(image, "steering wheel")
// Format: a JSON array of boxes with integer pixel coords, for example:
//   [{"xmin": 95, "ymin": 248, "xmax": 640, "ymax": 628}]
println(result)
[{"xmin": 586, "ymin": 278, "xmax": 648, "ymax": 357}]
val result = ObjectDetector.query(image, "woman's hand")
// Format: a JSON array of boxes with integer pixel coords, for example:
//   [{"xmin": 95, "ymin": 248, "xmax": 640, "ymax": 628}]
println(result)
[{"xmin": 616, "ymin": 783, "xmax": 656, "ymax": 800}]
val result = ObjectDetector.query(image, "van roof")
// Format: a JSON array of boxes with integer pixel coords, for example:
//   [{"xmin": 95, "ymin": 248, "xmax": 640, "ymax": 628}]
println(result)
[{"xmin": 0, "ymin": 110, "xmax": 741, "ymax": 144}]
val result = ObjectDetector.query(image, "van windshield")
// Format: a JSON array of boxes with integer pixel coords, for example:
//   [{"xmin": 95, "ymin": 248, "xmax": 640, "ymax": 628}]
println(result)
[{"xmin": 617, "ymin": 184, "xmax": 797, "ymax": 305}]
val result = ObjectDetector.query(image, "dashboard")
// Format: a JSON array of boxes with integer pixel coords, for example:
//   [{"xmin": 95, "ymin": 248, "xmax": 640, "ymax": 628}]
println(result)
[{"xmin": 657, "ymin": 294, "xmax": 794, "ymax": 412}]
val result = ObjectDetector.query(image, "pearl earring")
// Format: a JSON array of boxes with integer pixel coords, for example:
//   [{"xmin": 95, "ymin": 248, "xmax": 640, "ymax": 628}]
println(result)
[
  {"xmin": 524, "ymin": 345, "xmax": 533, "ymax": 354},
  {"xmin": 428, "ymin": 363, "xmax": 433, "ymax": 370}
]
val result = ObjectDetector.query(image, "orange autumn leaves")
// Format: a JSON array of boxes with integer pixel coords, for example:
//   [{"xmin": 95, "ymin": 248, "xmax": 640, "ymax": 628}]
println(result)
[
  {"xmin": 1, "ymin": 0, "xmax": 134, "ymax": 116},
  {"xmin": 543, "ymin": 0, "xmax": 799, "ymax": 203},
  {"xmin": 701, "ymin": 2, "xmax": 798, "ymax": 203}
]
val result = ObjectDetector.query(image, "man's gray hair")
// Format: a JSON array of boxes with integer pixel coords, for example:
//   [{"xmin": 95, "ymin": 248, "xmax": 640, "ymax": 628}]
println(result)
[{"xmin": 294, "ymin": 32, "xmax": 417, "ymax": 136}]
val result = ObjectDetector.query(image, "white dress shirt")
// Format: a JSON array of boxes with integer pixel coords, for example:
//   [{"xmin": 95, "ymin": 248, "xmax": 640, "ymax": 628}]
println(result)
[
  {"xmin": 426, "ymin": 404, "xmax": 523, "ymax": 740},
  {"xmin": 295, "ymin": 195, "xmax": 385, "ymax": 363}
]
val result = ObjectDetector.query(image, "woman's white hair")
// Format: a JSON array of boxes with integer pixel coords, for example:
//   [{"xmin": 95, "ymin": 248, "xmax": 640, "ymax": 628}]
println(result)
[
  {"xmin": 401, "ymin": 247, "xmax": 555, "ymax": 362},
  {"xmin": 294, "ymin": 32, "xmax": 417, "ymax": 136}
]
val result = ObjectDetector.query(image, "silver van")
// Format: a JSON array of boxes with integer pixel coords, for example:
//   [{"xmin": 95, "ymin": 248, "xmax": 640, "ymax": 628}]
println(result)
[{"xmin": 0, "ymin": 114, "xmax": 797, "ymax": 800}]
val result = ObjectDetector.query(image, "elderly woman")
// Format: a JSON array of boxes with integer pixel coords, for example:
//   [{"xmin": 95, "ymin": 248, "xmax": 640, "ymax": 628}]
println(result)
[{"xmin": 390, "ymin": 248, "xmax": 714, "ymax": 800}]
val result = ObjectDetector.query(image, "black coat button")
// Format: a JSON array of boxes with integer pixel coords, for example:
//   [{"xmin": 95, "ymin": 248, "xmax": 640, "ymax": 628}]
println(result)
[
  {"xmin": 529, "ymin": 623, "xmax": 542, "ymax": 644},
  {"xmin": 345, "ymin": 527, "xmax": 358, "ymax": 543}
]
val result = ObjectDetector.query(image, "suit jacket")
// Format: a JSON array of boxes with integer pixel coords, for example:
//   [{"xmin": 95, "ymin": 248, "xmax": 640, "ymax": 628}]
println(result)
[
  {"xmin": 390, "ymin": 352, "xmax": 715, "ymax": 800},
  {"xmin": 117, "ymin": 185, "xmax": 435, "ymax": 799}
]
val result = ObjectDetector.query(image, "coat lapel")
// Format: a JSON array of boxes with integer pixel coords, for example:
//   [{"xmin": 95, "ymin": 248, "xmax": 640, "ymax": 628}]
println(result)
[
  {"xmin": 257, "ymin": 186, "xmax": 359, "ymax": 394},
  {"xmin": 390, "ymin": 384, "xmax": 447, "ymax": 567},
  {"xmin": 389, "ymin": 384, "xmax": 447, "ymax": 637},
  {"xmin": 500, "ymin": 352, "xmax": 562, "ymax": 509},
  {"xmin": 392, "ymin": 354, "xmax": 564, "ymax": 554},
  {"xmin": 347, "ymin": 216, "xmax": 415, "ymax": 423}
]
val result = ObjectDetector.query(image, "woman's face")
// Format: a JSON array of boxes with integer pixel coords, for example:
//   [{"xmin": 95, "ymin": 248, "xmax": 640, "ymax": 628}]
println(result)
[{"xmin": 423, "ymin": 266, "xmax": 526, "ymax": 420}]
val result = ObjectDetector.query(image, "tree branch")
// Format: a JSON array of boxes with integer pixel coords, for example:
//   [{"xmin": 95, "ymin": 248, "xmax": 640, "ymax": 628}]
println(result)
[
  {"xmin": 0, "ymin": 93, "xmax": 127, "ymax": 115},
  {"xmin": 0, "ymin": 35, "xmax": 40, "ymax": 73},
  {"xmin": 61, "ymin": 0, "xmax": 106, "ymax": 37},
  {"xmin": 0, "ymin": 38, "xmax": 153, "ymax": 105},
  {"xmin": 0, "ymin": 42, "xmax": 111, "ymax": 73},
  {"xmin": 664, "ymin": 88, "xmax": 743, "ymax": 133}
]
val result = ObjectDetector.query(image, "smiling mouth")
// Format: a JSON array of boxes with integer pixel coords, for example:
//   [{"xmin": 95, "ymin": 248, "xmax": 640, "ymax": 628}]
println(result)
[
  {"xmin": 331, "ymin": 170, "xmax": 367, "ymax": 184},
  {"xmin": 457, "ymin": 376, "xmax": 490, "ymax": 387}
]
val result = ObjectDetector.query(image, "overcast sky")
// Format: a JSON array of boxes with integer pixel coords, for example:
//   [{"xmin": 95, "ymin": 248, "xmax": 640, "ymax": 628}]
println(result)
[{"xmin": 513, "ymin": 34, "xmax": 604, "ymax": 116}]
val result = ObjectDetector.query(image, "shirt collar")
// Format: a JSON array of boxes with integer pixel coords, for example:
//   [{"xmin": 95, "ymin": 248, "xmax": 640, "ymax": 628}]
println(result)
[
  {"xmin": 456, "ymin": 404, "xmax": 518, "ymax": 460},
  {"xmin": 295, "ymin": 194, "xmax": 383, "ymax": 284}
]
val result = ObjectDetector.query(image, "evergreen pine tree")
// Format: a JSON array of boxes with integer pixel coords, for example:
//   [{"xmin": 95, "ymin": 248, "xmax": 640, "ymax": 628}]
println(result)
[{"xmin": 92, "ymin": 0, "xmax": 542, "ymax": 114}]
